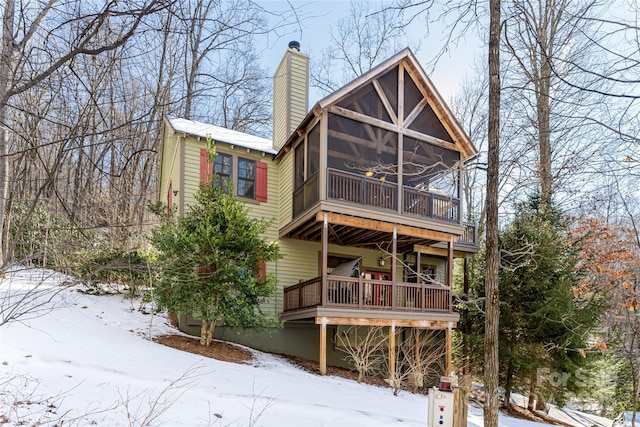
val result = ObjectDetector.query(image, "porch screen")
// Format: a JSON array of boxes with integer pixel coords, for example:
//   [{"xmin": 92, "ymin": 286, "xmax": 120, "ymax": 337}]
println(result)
[
  {"xmin": 402, "ymin": 136, "xmax": 460, "ymax": 197},
  {"xmin": 327, "ymin": 113, "xmax": 397, "ymax": 182}
]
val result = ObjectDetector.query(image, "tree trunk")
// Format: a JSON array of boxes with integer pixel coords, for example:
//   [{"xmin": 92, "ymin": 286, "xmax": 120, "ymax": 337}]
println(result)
[
  {"xmin": 527, "ymin": 377, "xmax": 536, "ymax": 411},
  {"xmin": 484, "ymin": 1, "xmax": 501, "ymax": 427},
  {"xmin": 536, "ymin": 59, "xmax": 552, "ymax": 210},
  {"xmin": 205, "ymin": 319, "xmax": 215, "ymax": 347},
  {"xmin": 503, "ymin": 362, "xmax": 513, "ymax": 409},
  {"xmin": 199, "ymin": 318, "xmax": 216, "ymax": 347},
  {"xmin": 0, "ymin": 0, "xmax": 15, "ymax": 267},
  {"xmin": 200, "ymin": 319, "xmax": 208, "ymax": 346}
]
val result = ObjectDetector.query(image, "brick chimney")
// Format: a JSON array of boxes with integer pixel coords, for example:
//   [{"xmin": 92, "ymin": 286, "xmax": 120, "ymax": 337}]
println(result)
[{"xmin": 272, "ymin": 41, "xmax": 309, "ymax": 151}]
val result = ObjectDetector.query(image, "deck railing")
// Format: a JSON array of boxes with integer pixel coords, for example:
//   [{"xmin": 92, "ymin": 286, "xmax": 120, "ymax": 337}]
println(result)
[
  {"xmin": 327, "ymin": 168, "xmax": 398, "ymax": 211},
  {"xmin": 293, "ymin": 168, "xmax": 475, "ymax": 245},
  {"xmin": 325, "ymin": 168, "xmax": 461, "ymax": 224},
  {"xmin": 459, "ymin": 223, "xmax": 477, "ymax": 245},
  {"xmin": 403, "ymin": 186, "xmax": 460, "ymax": 223},
  {"xmin": 283, "ymin": 275, "xmax": 452, "ymax": 313}
]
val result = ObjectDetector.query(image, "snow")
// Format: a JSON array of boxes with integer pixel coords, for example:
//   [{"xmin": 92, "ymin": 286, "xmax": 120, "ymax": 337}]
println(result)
[
  {"xmin": 167, "ymin": 116, "xmax": 276, "ymax": 155},
  {"xmin": 0, "ymin": 267, "xmax": 612, "ymax": 426}
]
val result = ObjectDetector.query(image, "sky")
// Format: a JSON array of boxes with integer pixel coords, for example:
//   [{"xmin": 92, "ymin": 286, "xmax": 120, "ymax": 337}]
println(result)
[
  {"xmin": 255, "ymin": 0, "xmax": 485, "ymax": 105},
  {"xmin": 0, "ymin": 266, "xmax": 614, "ymax": 426}
]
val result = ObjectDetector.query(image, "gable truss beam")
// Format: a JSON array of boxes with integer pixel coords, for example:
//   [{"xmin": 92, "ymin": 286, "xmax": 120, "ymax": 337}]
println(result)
[
  {"xmin": 328, "ymin": 105, "xmax": 399, "ymax": 134},
  {"xmin": 372, "ymin": 79, "xmax": 398, "ymax": 124}
]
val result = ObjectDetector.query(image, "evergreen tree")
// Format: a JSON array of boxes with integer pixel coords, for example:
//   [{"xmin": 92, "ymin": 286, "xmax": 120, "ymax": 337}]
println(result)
[
  {"xmin": 461, "ymin": 195, "xmax": 606, "ymax": 408},
  {"xmin": 149, "ymin": 150, "xmax": 281, "ymax": 347},
  {"xmin": 500, "ymin": 196, "xmax": 605, "ymax": 408}
]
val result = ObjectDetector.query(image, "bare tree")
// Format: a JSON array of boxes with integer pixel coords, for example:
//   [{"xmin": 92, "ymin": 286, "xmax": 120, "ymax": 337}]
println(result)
[
  {"xmin": 380, "ymin": 328, "xmax": 447, "ymax": 396},
  {"xmin": 0, "ymin": 0, "xmax": 169, "ymax": 267},
  {"xmin": 335, "ymin": 325, "xmax": 388, "ymax": 383},
  {"xmin": 310, "ymin": 1, "xmax": 415, "ymax": 96},
  {"xmin": 484, "ymin": 2, "xmax": 501, "ymax": 427}
]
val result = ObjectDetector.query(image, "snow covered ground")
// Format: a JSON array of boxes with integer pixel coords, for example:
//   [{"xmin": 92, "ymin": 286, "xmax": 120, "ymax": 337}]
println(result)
[{"xmin": 0, "ymin": 267, "xmax": 614, "ymax": 426}]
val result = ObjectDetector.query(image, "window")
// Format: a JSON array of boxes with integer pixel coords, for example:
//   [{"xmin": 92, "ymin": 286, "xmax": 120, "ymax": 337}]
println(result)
[
  {"xmin": 213, "ymin": 153, "xmax": 232, "ymax": 194},
  {"xmin": 237, "ymin": 157, "xmax": 256, "ymax": 199},
  {"xmin": 405, "ymin": 264, "xmax": 437, "ymax": 283},
  {"xmin": 200, "ymin": 148, "xmax": 267, "ymax": 202}
]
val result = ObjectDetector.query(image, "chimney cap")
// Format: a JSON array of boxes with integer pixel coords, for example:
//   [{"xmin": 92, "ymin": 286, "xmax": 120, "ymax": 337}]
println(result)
[{"xmin": 288, "ymin": 40, "xmax": 301, "ymax": 51}]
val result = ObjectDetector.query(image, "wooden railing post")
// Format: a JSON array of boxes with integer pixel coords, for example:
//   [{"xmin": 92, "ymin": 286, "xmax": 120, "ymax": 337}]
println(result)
[
  {"xmin": 321, "ymin": 213, "xmax": 328, "ymax": 306},
  {"xmin": 391, "ymin": 225, "xmax": 397, "ymax": 310},
  {"xmin": 299, "ymin": 284, "xmax": 303, "ymax": 310},
  {"xmin": 358, "ymin": 275, "xmax": 363, "ymax": 308}
]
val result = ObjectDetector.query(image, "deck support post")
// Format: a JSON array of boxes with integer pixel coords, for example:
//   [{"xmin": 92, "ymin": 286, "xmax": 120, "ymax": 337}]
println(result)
[
  {"xmin": 392, "ymin": 226, "xmax": 397, "ymax": 309},
  {"xmin": 447, "ymin": 236, "xmax": 454, "ymax": 311},
  {"xmin": 321, "ymin": 214, "xmax": 328, "ymax": 306},
  {"xmin": 320, "ymin": 317, "xmax": 327, "ymax": 375},
  {"xmin": 389, "ymin": 320, "xmax": 396, "ymax": 380},
  {"xmin": 414, "ymin": 328, "xmax": 423, "ymax": 387},
  {"xmin": 446, "ymin": 321, "xmax": 453, "ymax": 375},
  {"xmin": 446, "ymin": 237, "xmax": 453, "ymax": 288}
]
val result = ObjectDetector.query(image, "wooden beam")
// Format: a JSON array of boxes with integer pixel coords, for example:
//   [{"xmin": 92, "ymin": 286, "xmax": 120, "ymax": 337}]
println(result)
[
  {"xmin": 403, "ymin": 127, "xmax": 459, "ymax": 152},
  {"xmin": 372, "ymin": 79, "xmax": 399, "ymax": 125},
  {"xmin": 321, "ymin": 214, "xmax": 328, "ymax": 306},
  {"xmin": 392, "ymin": 226, "xmax": 397, "ymax": 309},
  {"xmin": 317, "ymin": 212, "xmax": 457, "ymax": 242},
  {"xmin": 414, "ymin": 328, "xmax": 421, "ymax": 365},
  {"xmin": 327, "ymin": 129, "xmax": 397, "ymax": 156},
  {"xmin": 404, "ymin": 98, "xmax": 428, "ymax": 128},
  {"xmin": 398, "ymin": 63, "xmax": 404, "ymax": 127},
  {"xmin": 319, "ymin": 110, "xmax": 328, "ymax": 203},
  {"xmin": 446, "ymin": 322, "xmax": 453, "ymax": 376},
  {"xmin": 315, "ymin": 317, "xmax": 455, "ymax": 329},
  {"xmin": 389, "ymin": 321, "xmax": 396, "ymax": 380},
  {"xmin": 403, "ymin": 65, "xmax": 473, "ymax": 159},
  {"xmin": 447, "ymin": 237, "xmax": 454, "ymax": 289},
  {"xmin": 327, "ymin": 223, "xmax": 343, "ymax": 246},
  {"xmin": 320, "ymin": 317, "xmax": 327, "ymax": 375},
  {"xmin": 414, "ymin": 244, "xmax": 469, "ymax": 259},
  {"xmin": 328, "ymin": 105, "xmax": 400, "ymax": 134}
]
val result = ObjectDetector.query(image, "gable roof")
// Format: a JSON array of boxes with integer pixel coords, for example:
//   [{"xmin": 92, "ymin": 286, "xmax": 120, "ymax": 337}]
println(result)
[
  {"xmin": 165, "ymin": 116, "xmax": 276, "ymax": 155},
  {"xmin": 278, "ymin": 48, "xmax": 477, "ymax": 159}
]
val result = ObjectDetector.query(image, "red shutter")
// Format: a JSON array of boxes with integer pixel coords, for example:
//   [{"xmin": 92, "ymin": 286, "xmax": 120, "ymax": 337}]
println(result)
[
  {"xmin": 256, "ymin": 161, "xmax": 268, "ymax": 202},
  {"xmin": 167, "ymin": 181, "xmax": 173, "ymax": 216},
  {"xmin": 199, "ymin": 148, "xmax": 210, "ymax": 183},
  {"xmin": 256, "ymin": 261, "xmax": 267, "ymax": 281}
]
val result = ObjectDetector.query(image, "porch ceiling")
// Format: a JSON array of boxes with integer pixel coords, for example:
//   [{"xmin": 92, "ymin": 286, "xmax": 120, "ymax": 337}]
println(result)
[{"xmin": 281, "ymin": 211, "xmax": 453, "ymax": 253}]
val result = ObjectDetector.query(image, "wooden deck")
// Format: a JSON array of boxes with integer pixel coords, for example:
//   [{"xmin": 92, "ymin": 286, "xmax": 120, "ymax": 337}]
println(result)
[
  {"xmin": 291, "ymin": 168, "xmax": 477, "ymax": 247},
  {"xmin": 282, "ymin": 275, "xmax": 458, "ymax": 324}
]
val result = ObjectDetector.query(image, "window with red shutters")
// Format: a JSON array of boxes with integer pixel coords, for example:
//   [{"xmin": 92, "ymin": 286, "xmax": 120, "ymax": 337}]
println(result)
[
  {"xmin": 200, "ymin": 148, "xmax": 268, "ymax": 202},
  {"xmin": 256, "ymin": 161, "xmax": 267, "ymax": 202},
  {"xmin": 256, "ymin": 261, "xmax": 267, "ymax": 281}
]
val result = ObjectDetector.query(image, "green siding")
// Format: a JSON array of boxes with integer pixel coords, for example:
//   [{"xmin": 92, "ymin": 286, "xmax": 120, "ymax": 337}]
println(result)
[
  {"xmin": 272, "ymin": 48, "xmax": 309, "ymax": 152},
  {"xmin": 159, "ymin": 129, "xmax": 181, "ymax": 209},
  {"xmin": 278, "ymin": 151, "xmax": 294, "ymax": 228},
  {"xmin": 182, "ymin": 136, "xmax": 282, "ymax": 313},
  {"xmin": 289, "ymin": 51, "xmax": 308, "ymax": 133},
  {"xmin": 272, "ymin": 55, "xmax": 289, "ymax": 151},
  {"xmin": 170, "ymin": 133, "xmax": 449, "ymax": 317},
  {"xmin": 182, "ymin": 139, "xmax": 201, "ymax": 206}
]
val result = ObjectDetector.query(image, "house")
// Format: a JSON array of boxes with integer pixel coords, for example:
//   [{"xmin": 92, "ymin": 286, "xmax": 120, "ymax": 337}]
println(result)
[{"xmin": 158, "ymin": 42, "xmax": 478, "ymax": 380}]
